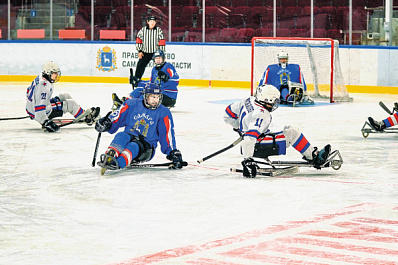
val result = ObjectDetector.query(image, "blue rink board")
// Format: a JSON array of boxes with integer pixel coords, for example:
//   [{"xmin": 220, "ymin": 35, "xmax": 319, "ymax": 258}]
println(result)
[{"xmin": 209, "ymin": 99, "xmax": 333, "ymax": 107}]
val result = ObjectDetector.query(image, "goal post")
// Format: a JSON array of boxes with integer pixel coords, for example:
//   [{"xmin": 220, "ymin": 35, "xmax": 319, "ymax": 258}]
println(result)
[{"xmin": 251, "ymin": 37, "xmax": 352, "ymax": 103}]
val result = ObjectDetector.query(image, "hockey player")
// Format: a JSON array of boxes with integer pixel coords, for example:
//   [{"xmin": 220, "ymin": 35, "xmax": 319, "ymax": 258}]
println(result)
[
  {"xmin": 368, "ymin": 104, "xmax": 398, "ymax": 131},
  {"xmin": 115, "ymin": 50, "xmax": 179, "ymax": 109},
  {"xmin": 259, "ymin": 52, "xmax": 307, "ymax": 104},
  {"xmin": 96, "ymin": 82, "xmax": 183, "ymax": 173},
  {"xmin": 224, "ymin": 84, "xmax": 331, "ymax": 178},
  {"xmin": 26, "ymin": 61, "xmax": 100, "ymax": 132}
]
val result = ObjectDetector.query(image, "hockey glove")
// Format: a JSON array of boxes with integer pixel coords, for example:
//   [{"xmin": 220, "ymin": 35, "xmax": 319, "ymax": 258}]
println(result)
[
  {"xmin": 129, "ymin": 76, "xmax": 140, "ymax": 88},
  {"xmin": 167, "ymin": 149, "xmax": 183, "ymax": 169},
  {"xmin": 241, "ymin": 158, "xmax": 258, "ymax": 178},
  {"xmin": 95, "ymin": 116, "xmax": 112, "ymax": 132},
  {"xmin": 158, "ymin": 71, "xmax": 169, "ymax": 82},
  {"xmin": 233, "ymin": 128, "xmax": 243, "ymax": 136},
  {"xmin": 42, "ymin": 119, "xmax": 59, "ymax": 132}
]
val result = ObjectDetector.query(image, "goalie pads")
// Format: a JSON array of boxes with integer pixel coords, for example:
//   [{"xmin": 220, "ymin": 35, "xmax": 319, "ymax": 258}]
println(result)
[{"xmin": 287, "ymin": 81, "xmax": 304, "ymax": 102}]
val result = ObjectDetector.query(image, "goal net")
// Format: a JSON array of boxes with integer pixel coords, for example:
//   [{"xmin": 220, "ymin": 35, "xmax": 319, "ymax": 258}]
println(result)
[{"xmin": 251, "ymin": 37, "xmax": 352, "ymax": 103}]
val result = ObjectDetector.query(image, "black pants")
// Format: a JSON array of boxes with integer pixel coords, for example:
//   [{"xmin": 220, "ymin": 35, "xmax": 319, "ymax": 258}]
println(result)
[
  {"xmin": 162, "ymin": 95, "xmax": 176, "ymax": 108},
  {"xmin": 135, "ymin": 52, "xmax": 154, "ymax": 79}
]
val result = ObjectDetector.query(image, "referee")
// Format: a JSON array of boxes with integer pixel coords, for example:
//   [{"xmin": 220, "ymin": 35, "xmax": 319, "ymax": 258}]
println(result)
[{"xmin": 131, "ymin": 15, "xmax": 165, "ymax": 87}]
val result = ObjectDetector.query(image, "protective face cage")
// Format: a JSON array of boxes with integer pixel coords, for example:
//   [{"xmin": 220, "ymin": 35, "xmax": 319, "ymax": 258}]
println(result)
[
  {"xmin": 153, "ymin": 52, "xmax": 165, "ymax": 67},
  {"xmin": 143, "ymin": 84, "xmax": 163, "ymax": 109},
  {"xmin": 42, "ymin": 62, "xmax": 61, "ymax": 83},
  {"xmin": 277, "ymin": 52, "xmax": 288, "ymax": 69},
  {"xmin": 265, "ymin": 97, "xmax": 280, "ymax": 112}
]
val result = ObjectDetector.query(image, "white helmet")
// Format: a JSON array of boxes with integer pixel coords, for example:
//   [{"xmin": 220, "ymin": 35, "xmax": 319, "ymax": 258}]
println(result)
[
  {"xmin": 42, "ymin": 61, "xmax": 61, "ymax": 83},
  {"xmin": 255, "ymin": 84, "xmax": 280, "ymax": 112},
  {"xmin": 277, "ymin": 51, "xmax": 288, "ymax": 69}
]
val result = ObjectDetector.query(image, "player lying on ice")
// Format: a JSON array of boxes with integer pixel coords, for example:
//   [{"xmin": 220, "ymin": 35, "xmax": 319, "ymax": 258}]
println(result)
[
  {"xmin": 224, "ymin": 84, "xmax": 338, "ymax": 178},
  {"xmin": 95, "ymin": 82, "xmax": 184, "ymax": 175},
  {"xmin": 258, "ymin": 52, "xmax": 313, "ymax": 105},
  {"xmin": 113, "ymin": 50, "xmax": 179, "ymax": 110},
  {"xmin": 25, "ymin": 61, "xmax": 100, "ymax": 132},
  {"xmin": 368, "ymin": 102, "xmax": 398, "ymax": 131}
]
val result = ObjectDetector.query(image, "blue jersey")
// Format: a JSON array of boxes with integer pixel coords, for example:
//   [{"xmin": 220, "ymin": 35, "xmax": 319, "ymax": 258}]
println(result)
[
  {"xmin": 150, "ymin": 62, "xmax": 179, "ymax": 99},
  {"xmin": 108, "ymin": 98, "xmax": 177, "ymax": 156},
  {"xmin": 259, "ymin": 63, "xmax": 307, "ymax": 91}
]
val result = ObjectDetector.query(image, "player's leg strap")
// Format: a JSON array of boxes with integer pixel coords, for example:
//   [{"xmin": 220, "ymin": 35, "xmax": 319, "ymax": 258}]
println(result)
[
  {"xmin": 253, "ymin": 132, "xmax": 284, "ymax": 158},
  {"xmin": 130, "ymin": 134, "xmax": 154, "ymax": 163},
  {"xmin": 49, "ymin": 97, "xmax": 63, "ymax": 119}
]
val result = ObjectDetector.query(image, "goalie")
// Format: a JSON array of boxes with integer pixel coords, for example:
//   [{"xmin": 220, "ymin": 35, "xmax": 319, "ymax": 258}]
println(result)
[
  {"xmin": 224, "ymin": 84, "xmax": 333, "ymax": 178},
  {"xmin": 25, "ymin": 61, "xmax": 100, "ymax": 132},
  {"xmin": 259, "ymin": 52, "xmax": 312, "ymax": 105}
]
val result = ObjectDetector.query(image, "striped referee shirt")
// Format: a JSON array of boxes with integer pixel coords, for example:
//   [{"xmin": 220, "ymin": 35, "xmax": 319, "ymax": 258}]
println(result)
[{"xmin": 136, "ymin": 26, "xmax": 165, "ymax": 53}]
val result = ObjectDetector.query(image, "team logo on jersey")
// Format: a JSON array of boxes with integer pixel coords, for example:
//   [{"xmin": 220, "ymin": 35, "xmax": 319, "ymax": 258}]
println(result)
[
  {"xmin": 133, "ymin": 118, "xmax": 149, "ymax": 137},
  {"xmin": 280, "ymin": 72, "xmax": 290, "ymax": 84},
  {"xmin": 96, "ymin": 46, "xmax": 117, "ymax": 72}
]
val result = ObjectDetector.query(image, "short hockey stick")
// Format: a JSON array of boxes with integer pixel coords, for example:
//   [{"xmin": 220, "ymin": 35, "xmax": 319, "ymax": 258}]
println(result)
[
  {"xmin": 197, "ymin": 136, "xmax": 243, "ymax": 163},
  {"xmin": 57, "ymin": 119, "xmax": 82, "ymax": 128},
  {"xmin": 128, "ymin": 161, "xmax": 188, "ymax": 168},
  {"xmin": 92, "ymin": 111, "xmax": 112, "ymax": 167},
  {"xmin": 92, "ymin": 132, "xmax": 102, "ymax": 167},
  {"xmin": 379, "ymin": 101, "xmax": 393, "ymax": 115},
  {"xmin": 57, "ymin": 108, "xmax": 94, "ymax": 128},
  {"xmin": 130, "ymin": 68, "xmax": 135, "ymax": 90},
  {"xmin": 0, "ymin": 115, "xmax": 30, "ymax": 121},
  {"xmin": 230, "ymin": 168, "xmax": 273, "ymax": 177}
]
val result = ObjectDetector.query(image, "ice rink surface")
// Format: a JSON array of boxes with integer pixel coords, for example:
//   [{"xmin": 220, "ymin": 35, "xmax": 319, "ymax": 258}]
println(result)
[{"xmin": 1, "ymin": 82, "xmax": 397, "ymax": 265}]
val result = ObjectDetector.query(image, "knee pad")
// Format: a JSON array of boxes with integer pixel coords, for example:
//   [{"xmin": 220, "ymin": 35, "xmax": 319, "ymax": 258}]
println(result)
[
  {"xmin": 130, "ymin": 135, "xmax": 154, "ymax": 163},
  {"xmin": 282, "ymin": 126, "xmax": 301, "ymax": 148},
  {"xmin": 57, "ymin": 93, "xmax": 72, "ymax": 101},
  {"xmin": 62, "ymin": 99, "xmax": 81, "ymax": 116}
]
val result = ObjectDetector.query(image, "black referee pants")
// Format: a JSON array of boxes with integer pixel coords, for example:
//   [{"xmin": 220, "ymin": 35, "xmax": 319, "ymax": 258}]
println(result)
[{"xmin": 134, "ymin": 52, "xmax": 154, "ymax": 79}]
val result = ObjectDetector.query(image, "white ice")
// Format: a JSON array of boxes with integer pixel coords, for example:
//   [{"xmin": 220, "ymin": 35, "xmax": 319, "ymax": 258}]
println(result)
[{"xmin": 0, "ymin": 82, "xmax": 397, "ymax": 265}]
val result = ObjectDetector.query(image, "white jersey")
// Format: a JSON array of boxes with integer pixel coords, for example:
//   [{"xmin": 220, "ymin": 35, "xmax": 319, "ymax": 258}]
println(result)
[
  {"xmin": 224, "ymin": 96, "xmax": 272, "ymax": 158},
  {"xmin": 26, "ymin": 74, "xmax": 54, "ymax": 124}
]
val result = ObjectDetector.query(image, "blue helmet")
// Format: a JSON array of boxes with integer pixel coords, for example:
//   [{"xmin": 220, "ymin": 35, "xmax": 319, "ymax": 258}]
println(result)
[
  {"xmin": 143, "ymin": 83, "xmax": 163, "ymax": 109},
  {"xmin": 152, "ymin": 50, "xmax": 165, "ymax": 67}
]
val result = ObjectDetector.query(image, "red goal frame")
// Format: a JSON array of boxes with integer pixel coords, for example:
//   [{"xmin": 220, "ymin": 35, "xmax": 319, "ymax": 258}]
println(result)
[{"xmin": 251, "ymin": 37, "xmax": 336, "ymax": 103}]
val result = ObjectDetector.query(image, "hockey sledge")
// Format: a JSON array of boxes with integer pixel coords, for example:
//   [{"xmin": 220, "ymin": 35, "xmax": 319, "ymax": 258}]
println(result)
[
  {"xmin": 231, "ymin": 149, "xmax": 343, "ymax": 177},
  {"xmin": 361, "ymin": 121, "xmax": 398, "ymax": 138},
  {"xmin": 97, "ymin": 153, "xmax": 188, "ymax": 175}
]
